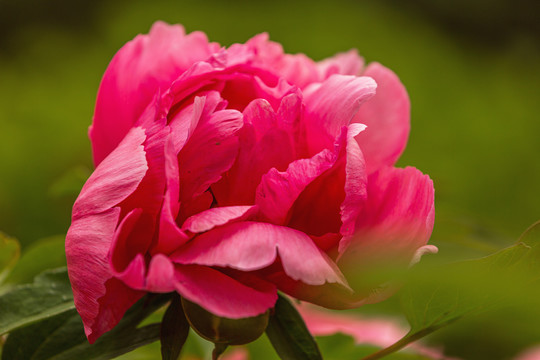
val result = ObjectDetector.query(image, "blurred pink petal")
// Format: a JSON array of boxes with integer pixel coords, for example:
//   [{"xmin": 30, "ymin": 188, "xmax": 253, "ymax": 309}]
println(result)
[
  {"xmin": 515, "ymin": 346, "xmax": 540, "ymax": 360},
  {"xmin": 299, "ymin": 305, "xmax": 460, "ymax": 360}
]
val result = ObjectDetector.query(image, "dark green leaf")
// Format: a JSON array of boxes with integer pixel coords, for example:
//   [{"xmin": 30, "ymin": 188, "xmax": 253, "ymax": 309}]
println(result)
[
  {"xmin": 0, "ymin": 232, "xmax": 20, "ymax": 284},
  {"xmin": 0, "ymin": 267, "xmax": 74, "ymax": 335},
  {"xmin": 2, "ymin": 293, "xmax": 171, "ymax": 360},
  {"xmin": 4, "ymin": 236, "xmax": 66, "ymax": 285},
  {"xmin": 161, "ymin": 294, "xmax": 189, "ymax": 360},
  {"xmin": 265, "ymin": 294, "xmax": 322, "ymax": 360}
]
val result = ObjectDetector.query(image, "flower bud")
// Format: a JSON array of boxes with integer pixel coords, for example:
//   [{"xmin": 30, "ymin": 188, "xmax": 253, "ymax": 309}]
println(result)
[{"xmin": 181, "ymin": 297, "xmax": 269, "ymax": 345}]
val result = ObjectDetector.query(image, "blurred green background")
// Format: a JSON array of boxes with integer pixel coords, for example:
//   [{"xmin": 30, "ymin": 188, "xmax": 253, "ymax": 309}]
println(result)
[{"xmin": 0, "ymin": 0, "xmax": 539, "ymax": 359}]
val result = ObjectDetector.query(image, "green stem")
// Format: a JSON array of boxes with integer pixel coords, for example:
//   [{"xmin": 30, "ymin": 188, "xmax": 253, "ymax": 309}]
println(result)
[{"xmin": 360, "ymin": 317, "xmax": 460, "ymax": 360}]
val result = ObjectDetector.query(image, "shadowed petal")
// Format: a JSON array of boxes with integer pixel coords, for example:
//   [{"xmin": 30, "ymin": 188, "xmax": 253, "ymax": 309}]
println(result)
[{"xmin": 174, "ymin": 264, "xmax": 277, "ymax": 318}]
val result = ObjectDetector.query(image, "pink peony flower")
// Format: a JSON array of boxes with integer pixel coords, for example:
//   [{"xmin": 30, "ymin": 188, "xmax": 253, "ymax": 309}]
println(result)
[{"xmin": 66, "ymin": 21, "xmax": 436, "ymax": 343}]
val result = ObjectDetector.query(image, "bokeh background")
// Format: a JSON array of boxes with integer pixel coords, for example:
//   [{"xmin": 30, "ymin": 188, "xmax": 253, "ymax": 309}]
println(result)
[{"xmin": 0, "ymin": 0, "xmax": 539, "ymax": 359}]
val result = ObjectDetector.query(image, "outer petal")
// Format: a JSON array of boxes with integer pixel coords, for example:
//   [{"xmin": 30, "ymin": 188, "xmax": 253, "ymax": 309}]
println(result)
[
  {"xmin": 66, "ymin": 127, "xmax": 149, "ymax": 341},
  {"xmin": 353, "ymin": 62, "xmax": 410, "ymax": 173},
  {"xmin": 340, "ymin": 166, "xmax": 435, "ymax": 256},
  {"xmin": 72, "ymin": 127, "xmax": 148, "ymax": 219},
  {"xmin": 174, "ymin": 265, "xmax": 277, "ymax": 319},
  {"xmin": 90, "ymin": 22, "xmax": 219, "ymax": 165},
  {"xmin": 337, "ymin": 166, "xmax": 435, "ymax": 303},
  {"xmin": 303, "ymin": 74, "xmax": 377, "ymax": 155},
  {"xmin": 171, "ymin": 221, "xmax": 347, "ymax": 287}
]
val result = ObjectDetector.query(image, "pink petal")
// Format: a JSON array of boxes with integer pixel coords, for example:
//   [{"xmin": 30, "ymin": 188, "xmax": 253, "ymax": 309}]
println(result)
[
  {"xmin": 340, "ymin": 166, "xmax": 435, "ymax": 257},
  {"xmin": 87, "ymin": 278, "xmax": 144, "ymax": 344},
  {"xmin": 72, "ymin": 127, "xmax": 148, "ymax": 219},
  {"xmin": 66, "ymin": 208, "xmax": 143, "ymax": 342},
  {"xmin": 246, "ymin": 33, "xmax": 320, "ymax": 88},
  {"xmin": 118, "ymin": 126, "xmax": 171, "ymax": 217},
  {"xmin": 286, "ymin": 125, "xmax": 367, "ymax": 238},
  {"xmin": 340, "ymin": 123, "xmax": 368, "ymax": 236},
  {"xmin": 171, "ymin": 222, "xmax": 347, "ymax": 287},
  {"xmin": 178, "ymin": 96, "xmax": 243, "ymax": 201},
  {"xmin": 303, "ymin": 74, "xmax": 377, "ymax": 155},
  {"xmin": 317, "ymin": 49, "xmax": 364, "ymax": 79},
  {"xmin": 146, "ymin": 254, "xmax": 176, "ymax": 292},
  {"xmin": 212, "ymin": 99, "xmax": 296, "ymax": 206},
  {"xmin": 90, "ymin": 22, "xmax": 219, "ymax": 165},
  {"xmin": 255, "ymin": 148, "xmax": 337, "ymax": 225},
  {"xmin": 174, "ymin": 264, "xmax": 277, "ymax": 318},
  {"xmin": 154, "ymin": 133, "xmax": 189, "ymax": 254},
  {"xmin": 109, "ymin": 208, "xmax": 153, "ymax": 289},
  {"xmin": 182, "ymin": 205, "xmax": 258, "ymax": 233},
  {"xmin": 335, "ymin": 167, "xmax": 435, "ymax": 303},
  {"xmin": 353, "ymin": 62, "xmax": 410, "ymax": 173}
]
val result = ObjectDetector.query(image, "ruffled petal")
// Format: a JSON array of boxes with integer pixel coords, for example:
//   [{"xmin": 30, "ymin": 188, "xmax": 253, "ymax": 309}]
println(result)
[
  {"xmin": 353, "ymin": 62, "xmax": 410, "ymax": 173},
  {"xmin": 171, "ymin": 222, "xmax": 347, "ymax": 287},
  {"xmin": 212, "ymin": 98, "xmax": 296, "ymax": 206},
  {"xmin": 91, "ymin": 22, "xmax": 219, "ymax": 165},
  {"xmin": 255, "ymin": 148, "xmax": 337, "ymax": 225},
  {"xmin": 178, "ymin": 94, "xmax": 243, "ymax": 201},
  {"xmin": 174, "ymin": 264, "xmax": 277, "ymax": 318},
  {"xmin": 286, "ymin": 125, "xmax": 367, "ymax": 238},
  {"xmin": 303, "ymin": 74, "xmax": 377, "ymax": 155},
  {"xmin": 246, "ymin": 33, "xmax": 320, "ymax": 88}
]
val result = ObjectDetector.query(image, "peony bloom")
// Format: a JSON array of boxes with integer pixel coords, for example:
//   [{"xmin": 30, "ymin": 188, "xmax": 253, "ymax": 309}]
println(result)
[{"xmin": 66, "ymin": 21, "xmax": 436, "ymax": 343}]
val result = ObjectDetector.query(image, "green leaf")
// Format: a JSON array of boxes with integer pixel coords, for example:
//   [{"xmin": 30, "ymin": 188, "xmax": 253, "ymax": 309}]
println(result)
[
  {"xmin": 402, "ymin": 222, "xmax": 540, "ymax": 335},
  {"xmin": 4, "ymin": 236, "xmax": 66, "ymax": 285},
  {"xmin": 361, "ymin": 220, "xmax": 540, "ymax": 360},
  {"xmin": 0, "ymin": 232, "xmax": 20, "ymax": 284},
  {"xmin": 2, "ymin": 293, "xmax": 171, "ymax": 360},
  {"xmin": 160, "ymin": 294, "xmax": 190, "ymax": 360},
  {"xmin": 0, "ymin": 267, "xmax": 74, "ymax": 335},
  {"xmin": 265, "ymin": 294, "xmax": 322, "ymax": 360}
]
